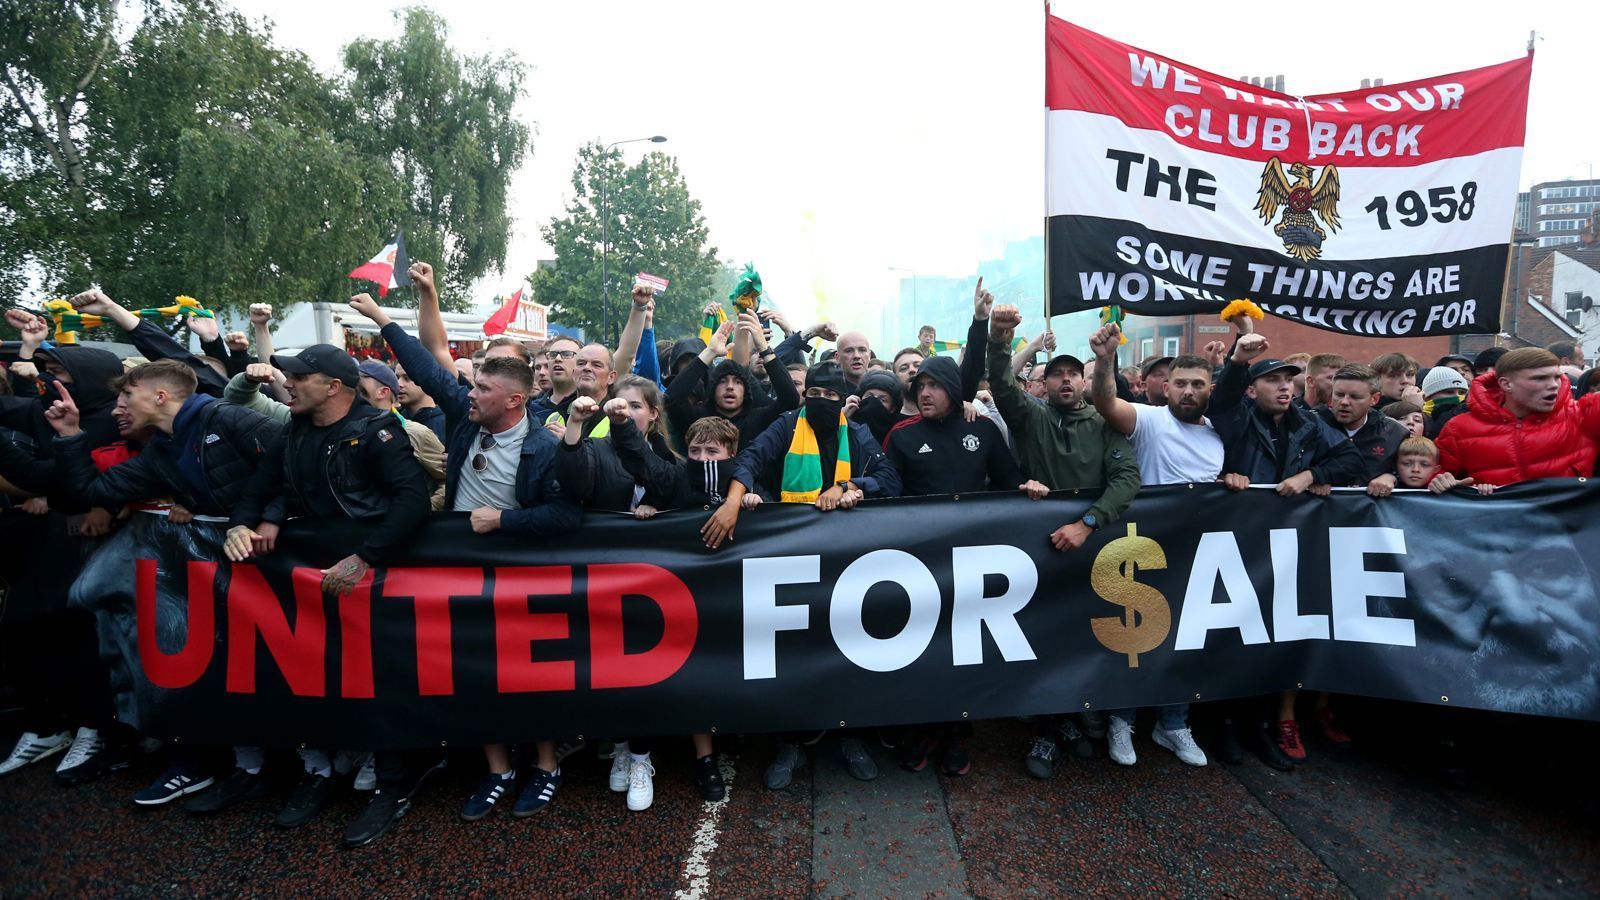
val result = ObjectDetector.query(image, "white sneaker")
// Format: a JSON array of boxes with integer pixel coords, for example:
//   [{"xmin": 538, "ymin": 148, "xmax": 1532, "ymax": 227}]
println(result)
[
  {"xmin": 1152, "ymin": 725, "xmax": 1208, "ymax": 767},
  {"xmin": 1108, "ymin": 717, "xmax": 1137, "ymax": 766},
  {"xmin": 626, "ymin": 755, "xmax": 655, "ymax": 811},
  {"xmin": 0, "ymin": 730, "xmax": 71, "ymax": 775},
  {"xmin": 56, "ymin": 727, "xmax": 104, "ymax": 774},
  {"xmin": 352, "ymin": 754, "xmax": 377, "ymax": 791},
  {"xmin": 608, "ymin": 749, "xmax": 631, "ymax": 792}
]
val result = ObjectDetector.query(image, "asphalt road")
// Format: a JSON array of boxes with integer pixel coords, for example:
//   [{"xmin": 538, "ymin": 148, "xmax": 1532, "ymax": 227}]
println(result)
[{"xmin": 3, "ymin": 706, "xmax": 1597, "ymax": 897}]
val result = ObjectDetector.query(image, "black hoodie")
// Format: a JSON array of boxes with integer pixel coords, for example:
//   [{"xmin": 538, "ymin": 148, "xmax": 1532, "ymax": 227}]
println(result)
[
  {"xmin": 0, "ymin": 345, "xmax": 126, "ymax": 503},
  {"xmin": 882, "ymin": 356, "xmax": 1024, "ymax": 496},
  {"xmin": 663, "ymin": 353, "xmax": 801, "ymax": 450}
]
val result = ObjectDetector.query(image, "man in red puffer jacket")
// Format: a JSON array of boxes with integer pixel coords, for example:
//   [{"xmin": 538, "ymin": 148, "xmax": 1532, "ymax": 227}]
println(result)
[{"xmin": 1432, "ymin": 347, "xmax": 1600, "ymax": 491}]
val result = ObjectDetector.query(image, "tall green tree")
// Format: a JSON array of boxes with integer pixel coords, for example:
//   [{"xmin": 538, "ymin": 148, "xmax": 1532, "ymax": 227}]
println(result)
[
  {"xmin": 0, "ymin": 2, "xmax": 530, "ymax": 314},
  {"xmin": 343, "ymin": 8, "xmax": 530, "ymax": 310},
  {"xmin": 532, "ymin": 142, "xmax": 721, "ymax": 342}
]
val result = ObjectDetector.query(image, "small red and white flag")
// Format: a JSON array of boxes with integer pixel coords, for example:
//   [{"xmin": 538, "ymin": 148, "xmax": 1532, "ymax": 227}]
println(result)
[
  {"xmin": 483, "ymin": 287, "xmax": 524, "ymax": 337},
  {"xmin": 348, "ymin": 232, "xmax": 412, "ymax": 298}
]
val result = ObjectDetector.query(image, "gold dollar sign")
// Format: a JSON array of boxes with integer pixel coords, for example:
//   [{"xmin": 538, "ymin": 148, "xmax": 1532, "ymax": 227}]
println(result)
[{"xmin": 1089, "ymin": 523, "xmax": 1171, "ymax": 668}]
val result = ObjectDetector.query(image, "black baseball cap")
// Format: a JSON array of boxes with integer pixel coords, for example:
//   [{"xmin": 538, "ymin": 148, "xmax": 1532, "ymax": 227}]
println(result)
[
  {"xmin": 1042, "ymin": 354, "xmax": 1086, "ymax": 378},
  {"xmin": 1139, "ymin": 355, "xmax": 1175, "ymax": 377},
  {"xmin": 272, "ymin": 344, "xmax": 360, "ymax": 386},
  {"xmin": 1247, "ymin": 358, "xmax": 1302, "ymax": 382}
]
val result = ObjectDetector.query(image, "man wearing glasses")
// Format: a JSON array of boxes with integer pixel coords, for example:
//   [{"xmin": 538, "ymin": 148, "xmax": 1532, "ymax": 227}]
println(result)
[{"xmin": 530, "ymin": 336, "xmax": 583, "ymax": 424}]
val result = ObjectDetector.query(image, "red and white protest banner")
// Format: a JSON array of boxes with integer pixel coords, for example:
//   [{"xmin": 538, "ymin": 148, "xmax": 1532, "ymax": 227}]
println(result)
[{"xmin": 1045, "ymin": 16, "xmax": 1532, "ymax": 336}]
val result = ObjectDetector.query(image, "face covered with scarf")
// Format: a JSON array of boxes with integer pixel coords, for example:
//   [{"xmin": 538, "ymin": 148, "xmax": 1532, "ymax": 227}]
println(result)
[{"xmin": 783, "ymin": 362, "xmax": 852, "ymax": 503}]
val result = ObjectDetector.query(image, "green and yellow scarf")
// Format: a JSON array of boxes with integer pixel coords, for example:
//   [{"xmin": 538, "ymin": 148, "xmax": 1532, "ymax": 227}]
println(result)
[{"xmin": 780, "ymin": 407, "xmax": 851, "ymax": 503}]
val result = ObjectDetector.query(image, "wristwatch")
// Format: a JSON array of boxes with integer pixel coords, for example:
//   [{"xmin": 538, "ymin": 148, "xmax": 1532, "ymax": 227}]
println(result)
[{"xmin": 1081, "ymin": 513, "xmax": 1100, "ymax": 530}]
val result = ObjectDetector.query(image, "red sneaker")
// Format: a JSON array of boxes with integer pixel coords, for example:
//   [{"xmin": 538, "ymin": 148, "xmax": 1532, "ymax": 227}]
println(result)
[
  {"xmin": 1275, "ymin": 719, "xmax": 1307, "ymax": 762},
  {"xmin": 1314, "ymin": 707, "xmax": 1352, "ymax": 745}
]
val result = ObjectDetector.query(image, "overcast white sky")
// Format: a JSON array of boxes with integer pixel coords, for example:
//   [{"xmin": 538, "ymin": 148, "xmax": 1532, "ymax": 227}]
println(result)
[{"xmin": 232, "ymin": 0, "xmax": 1600, "ymax": 339}]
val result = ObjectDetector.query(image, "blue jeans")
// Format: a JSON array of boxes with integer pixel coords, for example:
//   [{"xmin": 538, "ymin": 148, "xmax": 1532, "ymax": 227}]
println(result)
[{"xmin": 1108, "ymin": 704, "xmax": 1189, "ymax": 732}]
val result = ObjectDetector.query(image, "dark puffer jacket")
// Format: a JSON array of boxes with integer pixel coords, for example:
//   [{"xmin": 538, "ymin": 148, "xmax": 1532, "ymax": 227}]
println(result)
[
  {"xmin": 53, "ymin": 394, "xmax": 281, "ymax": 516},
  {"xmin": 1437, "ymin": 370, "xmax": 1600, "ymax": 485}
]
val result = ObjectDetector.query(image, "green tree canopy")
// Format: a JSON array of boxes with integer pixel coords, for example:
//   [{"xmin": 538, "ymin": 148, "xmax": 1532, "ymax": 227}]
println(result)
[
  {"xmin": 0, "ymin": 1, "xmax": 529, "ymax": 313},
  {"xmin": 531, "ymin": 142, "xmax": 722, "ymax": 343}
]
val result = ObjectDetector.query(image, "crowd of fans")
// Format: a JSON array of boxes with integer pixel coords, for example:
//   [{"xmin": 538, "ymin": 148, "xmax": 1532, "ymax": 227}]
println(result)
[{"xmin": 2, "ymin": 262, "xmax": 1597, "ymax": 849}]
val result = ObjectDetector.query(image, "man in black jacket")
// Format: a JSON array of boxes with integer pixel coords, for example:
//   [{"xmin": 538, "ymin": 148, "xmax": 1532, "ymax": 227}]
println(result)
[
  {"xmin": 223, "ymin": 342, "xmax": 435, "ymax": 849},
  {"xmin": 1316, "ymin": 363, "xmax": 1409, "ymax": 496},
  {"xmin": 1211, "ymin": 335, "xmax": 1364, "ymax": 493}
]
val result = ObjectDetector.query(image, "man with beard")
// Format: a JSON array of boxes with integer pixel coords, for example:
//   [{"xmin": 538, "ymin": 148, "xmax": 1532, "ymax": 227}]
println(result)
[
  {"xmin": 663, "ymin": 311, "xmax": 799, "ymax": 449},
  {"xmin": 985, "ymin": 307, "xmax": 1141, "ymax": 780},
  {"xmin": 1088, "ymin": 324, "xmax": 1219, "ymax": 770},
  {"xmin": 1297, "ymin": 354, "xmax": 1347, "ymax": 412},
  {"xmin": 224, "ymin": 341, "xmax": 433, "ymax": 848},
  {"xmin": 1317, "ymin": 364, "xmax": 1409, "ymax": 495},
  {"xmin": 1432, "ymin": 347, "xmax": 1600, "ymax": 490}
]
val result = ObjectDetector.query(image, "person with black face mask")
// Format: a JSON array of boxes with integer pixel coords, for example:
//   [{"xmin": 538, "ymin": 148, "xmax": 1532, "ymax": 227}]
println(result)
[
  {"xmin": 700, "ymin": 361, "xmax": 900, "ymax": 550},
  {"xmin": 852, "ymin": 369, "xmax": 906, "ymax": 444}
]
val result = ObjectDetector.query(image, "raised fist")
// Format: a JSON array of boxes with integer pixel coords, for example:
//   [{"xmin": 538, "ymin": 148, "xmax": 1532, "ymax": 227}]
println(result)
[
  {"xmin": 989, "ymin": 305, "xmax": 1022, "ymax": 342},
  {"xmin": 248, "ymin": 303, "xmax": 273, "ymax": 326},
  {"xmin": 245, "ymin": 362, "xmax": 277, "ymax": 384},
  {"xmin": 224, "ymin": 331, "xmax": 249, "ymax": 352},
  {"xmin": 601, "ymin": 397, "xmax": 631, "ymax": 423},
  {"xmin": 1231, "ymin": 333, "xmax": 1269, "ymax": 364},
  {"xmin": 568, "ymin": 395, "xmax": 600, "ymax": 423},
  {"xmin": 1089, "ymin": 324, "xmax": 1121, "ymax": 361}
]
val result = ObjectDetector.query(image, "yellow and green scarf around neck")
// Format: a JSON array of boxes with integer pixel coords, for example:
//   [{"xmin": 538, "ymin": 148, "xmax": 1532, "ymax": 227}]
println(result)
[{"xmin": 780, "ymin": 407, "xmax": 851, "ymax": 503}]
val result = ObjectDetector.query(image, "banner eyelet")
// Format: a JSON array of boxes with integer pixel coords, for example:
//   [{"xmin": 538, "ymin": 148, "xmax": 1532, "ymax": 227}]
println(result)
[
  {"xmin": 439, "ymin": 740, "xmax": 448, "ymax": 748},
  {"xmin": 709, "ymin": 726, "xmax": 717, "ymax": 734},
  {"xmin": 838, "ymin": 720, "xmax": 846, "ymax": 727},
  {"xmin": 1440, "ymin": 695, "xmax": 1449, "ymax": 703},
  {"xmin": 1296, "ymin": 682, "xmax": 1303, "ymax": 689},
  {"xmin": 1083, "ymin": 702, "xmax": 1092, "ymax": 709},
  {"xmin": 1194, "ymin": 693, "xmax": 1202, "ymax": 700},
  {"xmin": 961, "ymin": 711, "xmax": 969, "ymax": 718}
]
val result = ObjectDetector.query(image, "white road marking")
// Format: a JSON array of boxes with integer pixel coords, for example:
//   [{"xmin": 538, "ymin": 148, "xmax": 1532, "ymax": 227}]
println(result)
[{"xmin": 673, "ymin": 754, "xmax": 737, "ymax": 900}]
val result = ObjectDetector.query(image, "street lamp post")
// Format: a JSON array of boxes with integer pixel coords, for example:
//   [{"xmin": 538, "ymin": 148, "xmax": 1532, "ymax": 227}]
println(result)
[
  {"xmin": 601, "ymin": 135, "xmax": 668, "ymax": 345},
  {"xmin": 887, "ymin": 266, "xmax": 918, "ymax": 340}
]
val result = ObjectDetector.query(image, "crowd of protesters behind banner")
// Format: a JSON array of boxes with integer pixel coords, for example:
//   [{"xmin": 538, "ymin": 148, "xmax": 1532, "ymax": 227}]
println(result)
[{"xmin": 1, "ymin": 262, "xmax": 1597, "ymax": 848}]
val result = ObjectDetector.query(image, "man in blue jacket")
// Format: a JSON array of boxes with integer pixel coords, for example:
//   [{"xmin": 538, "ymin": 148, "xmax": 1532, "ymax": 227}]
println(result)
[{"xmin": 353, "ymin": 293, "xmax": 582, "ymax": 825}]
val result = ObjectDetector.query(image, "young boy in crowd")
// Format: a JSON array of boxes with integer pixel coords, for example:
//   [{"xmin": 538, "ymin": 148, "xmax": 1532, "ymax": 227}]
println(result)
[{"xmin": 1395, "ymin": 435, "xmax": 1441, "ymax": 488}]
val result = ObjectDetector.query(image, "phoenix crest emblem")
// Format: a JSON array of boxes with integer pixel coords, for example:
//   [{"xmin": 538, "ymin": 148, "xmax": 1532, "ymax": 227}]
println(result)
[{"xmin": 1255, "ymin": 158, "xmax": 1342, "ymax": 261}]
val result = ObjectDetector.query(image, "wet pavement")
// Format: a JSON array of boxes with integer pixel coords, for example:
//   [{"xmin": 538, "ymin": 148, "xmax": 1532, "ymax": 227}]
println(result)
[{"xmin": 3, "ymin": 709, "xmax": 1597, "ymax": 898}]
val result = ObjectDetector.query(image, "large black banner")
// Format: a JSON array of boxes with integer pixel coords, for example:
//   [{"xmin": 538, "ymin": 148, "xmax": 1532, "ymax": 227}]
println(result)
[{"xmin": 79, "ymin": 482, "xmax": 1600, "ymax": 749}]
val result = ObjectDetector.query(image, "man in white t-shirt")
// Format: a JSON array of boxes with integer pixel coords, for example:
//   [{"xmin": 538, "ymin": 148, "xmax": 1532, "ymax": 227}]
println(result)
[{"xmin": 1088, "ymin": 323, "xmax": 1221, "ymax": 770}]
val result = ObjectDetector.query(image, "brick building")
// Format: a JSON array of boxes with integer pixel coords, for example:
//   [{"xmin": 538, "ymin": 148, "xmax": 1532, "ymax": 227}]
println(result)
[{"xmin": 1119, "ymin": 312, "xmax": 1451, "ymax": 369}]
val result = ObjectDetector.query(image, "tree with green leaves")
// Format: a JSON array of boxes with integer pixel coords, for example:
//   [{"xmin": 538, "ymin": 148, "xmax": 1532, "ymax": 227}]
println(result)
[
  {"xmin": 531, "ymin": 142, "xmax": 722, "ymax": 342},
  {"xmin": 343, "ymin": 8, "xmax": 530, "ymax": 310},
  {"xmin": 0, "ymin": 1, "xmax": 529, "ymax": 314}
]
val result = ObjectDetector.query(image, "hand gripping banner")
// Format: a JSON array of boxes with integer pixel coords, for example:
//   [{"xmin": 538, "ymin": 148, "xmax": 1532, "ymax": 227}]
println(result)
[
  {"xmin": 1045, "ymin": 16, "xmax": 1532, "ymax": 337},
  {"xmin": 74, "ymin": 482, "xmax": 1600, "ymax": 750}
]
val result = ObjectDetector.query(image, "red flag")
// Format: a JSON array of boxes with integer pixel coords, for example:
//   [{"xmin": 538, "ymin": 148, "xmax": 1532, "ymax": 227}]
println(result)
[
  {"xmin": 348, "ymin": 232, "xmax": 411, "ymax": 298},
  {"xmin": 482, "ymin": 288, "xmax": 523, "ymax": 336}
]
